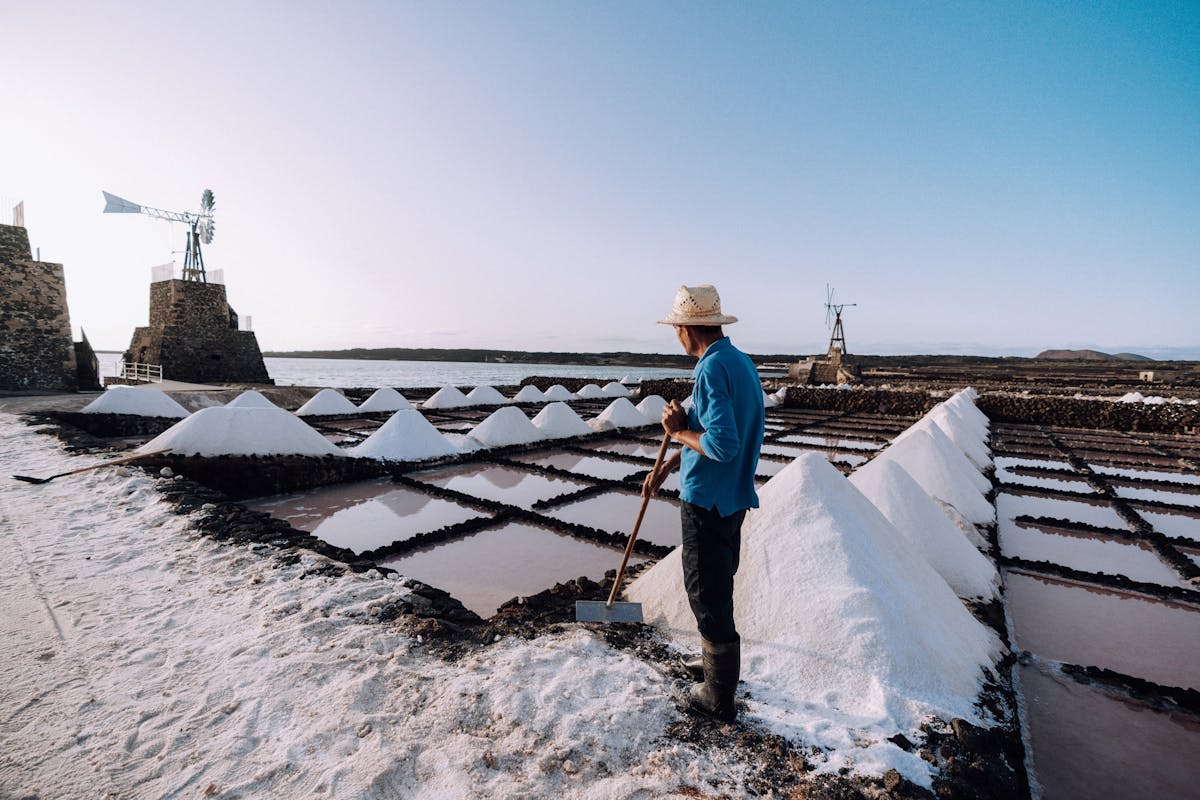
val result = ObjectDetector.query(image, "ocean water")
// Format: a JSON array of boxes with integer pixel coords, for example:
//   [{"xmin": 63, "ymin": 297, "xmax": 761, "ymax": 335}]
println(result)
[{"xmin": 97, "ymin": 352, "xmax": 693, "ymax": 389}]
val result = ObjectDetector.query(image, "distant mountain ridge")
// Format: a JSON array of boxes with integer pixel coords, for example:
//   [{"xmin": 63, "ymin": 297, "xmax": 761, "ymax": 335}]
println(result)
[{"xmin": 1035, "ymin": 349, "xmax": 1152, "ymax": 361}]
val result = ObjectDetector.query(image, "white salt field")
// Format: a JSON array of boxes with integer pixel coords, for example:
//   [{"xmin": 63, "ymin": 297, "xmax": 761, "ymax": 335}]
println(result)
[
  {"xmin": 995, "ymin": 491, "xmax": 1127, "ymax": 530},
  {"xmin": 999, "ymin": 524, "xmax": 1190, "ymax": 588},
  {"xmin": 1112, "ymin": 484, "xmax": 1200, "ymax": 507},
  {"xmin": 1088, "ymin": 464, "xmax": 1200, "ymax": 486},
  {"xmin": 512, "ymin": 452, "xmax": 643, "ymax": 481},
  {"xmin": 777, "ymin": 433, "xmax": 883, "ymax": 450},
  {"xmin": 579, "ymin": 440, "xmax": 663, "ymax": 459},
  {"xmin": 543, "ymin": 492, "xmax": 682, "ymax": 548},
  {"xmin": 1137, "ymin": 508, "xmax": 1200, "ymax": 540}
]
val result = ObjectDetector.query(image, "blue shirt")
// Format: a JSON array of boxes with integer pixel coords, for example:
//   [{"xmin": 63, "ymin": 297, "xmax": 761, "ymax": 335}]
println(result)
[{"xmin": 679, "ymin": 337, "xmax": 764, "ymax": 517}]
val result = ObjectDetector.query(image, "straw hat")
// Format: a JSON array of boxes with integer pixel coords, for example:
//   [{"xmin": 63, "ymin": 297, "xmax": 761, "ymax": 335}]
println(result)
[{"xmin": 657, "ymin": 284, "xmax": 738, "ymax": 326}]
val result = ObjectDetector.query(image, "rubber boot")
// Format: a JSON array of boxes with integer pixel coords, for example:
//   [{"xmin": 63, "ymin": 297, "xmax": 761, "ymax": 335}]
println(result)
[
  {"xmin": 679, "ymin": 653, "xmax": 703, "ymax": 677},
  {"xmin": 670, "ymin": 638, "xmax": 739, "ymax": 722}
]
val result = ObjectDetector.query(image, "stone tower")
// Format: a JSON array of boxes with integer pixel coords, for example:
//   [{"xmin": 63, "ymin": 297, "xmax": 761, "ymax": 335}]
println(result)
[
  {"xmin": 0, "ymin": 223, "xmax": 81, "ymax": 392},
  {"xmin": 124, "ymin": 278, "xmax": 272, "ymax": 384}
]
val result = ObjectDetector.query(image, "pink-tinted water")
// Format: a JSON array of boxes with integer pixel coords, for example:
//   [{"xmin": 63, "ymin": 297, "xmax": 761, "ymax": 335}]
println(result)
[
  {"xmin": 513, "ymin": 452, "xmax": 641, "ymax": 481},
  {"xmin": 1000, "ymin": 523, "xmax": 1188, "ymax": 588},
  {"xmin": 581, "ymin": 441, "xmax": 661, "ymax": 459},
  {"xmin": 378, "ymin": 522, "xmax": 644, "ymax": 617},
  {"xmin": 1018, "ymin": 664, "xmax": 1200, "ymax": 800},
  {"xmin": 995, "ymin": 492, "xmax": 1126, "ymax": 530},
  {"xmin": 543, "ymin": 492, "xmax": 682, "ymax": 548},
  {"xmin": 411, "ymin": 463, "xmax": 588, "ymax": 508},
  {"xmin": 1004, "ymin": 570, "xmax": 1200, "ymax": 690},
  {"xmin": 248, "ymin": 479, "xmax": 485, "ymax": 554}
]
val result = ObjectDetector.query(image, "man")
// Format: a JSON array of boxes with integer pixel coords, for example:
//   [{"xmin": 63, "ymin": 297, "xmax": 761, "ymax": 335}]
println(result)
[{"xmin": 642, "ymin": 284, "xmax": 764, "ymax": 722}]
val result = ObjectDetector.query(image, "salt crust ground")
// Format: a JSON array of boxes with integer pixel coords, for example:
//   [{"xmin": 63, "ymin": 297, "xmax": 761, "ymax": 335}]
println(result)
[
  {"xmin": 80, "ymin": 386, "xmax": 190, "ymax": 418},
  {"xmin": 0, "ymin": 413, "xmax": 747, "ymax": 800}
]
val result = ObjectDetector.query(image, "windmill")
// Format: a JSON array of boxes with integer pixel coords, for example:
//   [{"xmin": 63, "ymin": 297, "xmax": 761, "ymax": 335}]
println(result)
[
  {"xmin": 102, "ymin": 189, "xmax": 215, "ymax": 282},
  {"xmin": 824, "ymin": 284, "xmax": 856, "ymax": 358}
]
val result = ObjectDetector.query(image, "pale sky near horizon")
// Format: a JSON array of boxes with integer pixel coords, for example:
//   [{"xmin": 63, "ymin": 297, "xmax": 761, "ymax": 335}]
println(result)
[{"xmin": 2, "ymin": 1, "xmax": 1197, "ymax": 358}]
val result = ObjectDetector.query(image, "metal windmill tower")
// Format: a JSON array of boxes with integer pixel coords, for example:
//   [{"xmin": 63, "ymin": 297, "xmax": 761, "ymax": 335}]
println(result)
[
  {"xmin": 824, "ymin": 284, "xmax": 856, "ymax": 358},
  {"xmin": 102, "ymin": 189, "xmax": 216, "ymax": 282}
]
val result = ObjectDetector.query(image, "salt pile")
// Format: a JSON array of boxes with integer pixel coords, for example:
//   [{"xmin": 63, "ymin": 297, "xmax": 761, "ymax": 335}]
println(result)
[
  {"xmin": 589, "ymin": 398, "xmax": 652, "ymax": 431},
  {"xmin": 530, "ymin": 402, "xmax": 593, "ymax": 439},
  {"xmin": 575, "ymin": 383, "xmax": 606, "ymax": 399},
  {"xmin": 1119, "ymin": 391, "xmax": 1145, "ymax": 403},
  {"xmin": 601, "ymin": 381, "xmax": 630, "ymax": 398},
  {"xmin": 850, "ymin": 459, "xmax": 998, "ymax": 599},
  {"xmin": 543, "ymin": 384, "xmax": 575, "ymax": 402},
  {"xmin": 352, "ymin": 409, "xmax": 458, "ymax": 461},
  {"xmin": 926, "ymin": 404, "xmax": 991, "ymax": 470},
  {"xmin": 80, "ymin": 386, "xmax": 190, "ymax": 418},
  {"xmin": 466, "ymin": 385, "xmax": 509, "ymax": 406},
  {"xmin": 225, "ymin": 390, "xmax": 277, "ymax": 409},
  {"xmin": 771, "ymin": 386, "xmax": 788, "ymax": 404},
  {"xmin": 762, "ymin": 389, "xmax": 779, "ymax": 408},
  {"xmin": 295, "ymin": 388, "xmax": 358, "ymax": 416},
  {"xmin": 511, "ymin": 385, "xmax": 548, "ymax": 403},
  {"xmin": 946, "ymin": 390, "xmax": 989, "ymax": 430},
  {"xmin": 358, "ymin": 387, "xmax": 413, "ymax": 413},
  {"xmin": 422, "ymin": 386, "xmax": 472, "ymax": 409},
  {"xmin": 620, "ymin": 374, "xmax": 640, "ymax": 384},
  {"xmin": 635, "ymin": 394, "xmax": 668, "ymax": 422},
  {"xmin": 873, "ymin": 428, "xmax": 995, "ymax": 525},
  {"xmin": 138, "ymin": 407, "xmax": 345, "ymax": 457},
  {"xmin": 627, "ymin": 453, "xmax": 999, "ymax": 784},
  {"xmin": 466, "ymin": 407, "xmax": 545, "ymax": 448}
]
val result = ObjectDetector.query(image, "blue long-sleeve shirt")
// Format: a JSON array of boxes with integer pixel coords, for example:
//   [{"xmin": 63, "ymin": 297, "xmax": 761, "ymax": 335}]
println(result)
[{"xmin": 679, "ymin": 337, "xmax": 764, "ymax": 517}]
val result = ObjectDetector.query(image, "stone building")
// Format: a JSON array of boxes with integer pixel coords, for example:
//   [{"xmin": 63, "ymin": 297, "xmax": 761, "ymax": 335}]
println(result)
[
  {"xmin": 788, "ymin": 345, "xmax": 862, "ymax": 386},
  {"xmin": 0, "ymin": 223, "xmax": 99, "ymax": 392},
  {"xmin": 123, "ymin": 278, "xmax": 272, "ymax": 384}
]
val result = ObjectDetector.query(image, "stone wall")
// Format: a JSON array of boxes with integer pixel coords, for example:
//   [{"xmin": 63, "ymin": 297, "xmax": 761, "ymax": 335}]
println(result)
[
  {"xmin": 0, "ymin": 224, "xmax": 78, "ymax": 391},
  {"xmin": 124, "ymin": 279, "xmax": 272, "ymax": 384},
  {"xmin": 977, "ymin": 393, "xmax": 1200, "ymax": 435}
]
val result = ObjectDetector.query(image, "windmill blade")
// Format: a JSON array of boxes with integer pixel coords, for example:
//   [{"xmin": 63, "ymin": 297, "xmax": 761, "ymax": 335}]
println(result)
[
  {"xmin": 199, "ymin": 216, "xmax": 215, "ymax": 244},
  {"xmin": 102, "ymin": 191, "xmax": 143, "ymax": 214},
  {"xmin": 201, "ymin": 188, "xmax": 214, "ymax": 213}
]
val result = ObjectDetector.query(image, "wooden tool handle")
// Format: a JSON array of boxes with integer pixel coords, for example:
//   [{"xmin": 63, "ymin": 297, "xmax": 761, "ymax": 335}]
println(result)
[{"xmin": 606, "ymin": 431, "xmax": 672, "ymax": 608}]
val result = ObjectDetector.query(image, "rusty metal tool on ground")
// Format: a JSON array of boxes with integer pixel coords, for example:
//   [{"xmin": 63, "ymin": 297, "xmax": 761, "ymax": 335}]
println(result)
[
  {"xmin": 12, "ymin": 449, "xmax": 171, "ymax": 485},
  {"xmin": 575, "ymin": 432, "xmax": 671, "ymax": 624}
]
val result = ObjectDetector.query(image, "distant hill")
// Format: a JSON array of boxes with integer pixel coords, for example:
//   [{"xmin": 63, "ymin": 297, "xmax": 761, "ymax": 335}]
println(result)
[{"xmin": 1035, "ymin": 349, "xmax": 1152, "ymax": 361}]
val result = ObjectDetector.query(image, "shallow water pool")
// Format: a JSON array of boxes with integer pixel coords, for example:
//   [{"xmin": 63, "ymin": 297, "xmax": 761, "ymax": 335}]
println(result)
[
  {"xmin": 543, "ymin": 491, "xmax": 682, "ymax": 548},
  {"xmin": 1000, "ymin": 522, "xmax": 1188, "ymax": 588},
  {"xmin": 410, "ymin": 463, "xmax": 589, "ymax": 508}
]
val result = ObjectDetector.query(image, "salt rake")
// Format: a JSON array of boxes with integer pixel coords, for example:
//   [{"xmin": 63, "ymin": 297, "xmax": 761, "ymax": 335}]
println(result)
[
  {"xmin": 12, "ymin": 449, "xmax": 171, "ymax": 485},
  {"xmin": 575, "ymin": 432, "xmax": 671, "ymax": 624}
]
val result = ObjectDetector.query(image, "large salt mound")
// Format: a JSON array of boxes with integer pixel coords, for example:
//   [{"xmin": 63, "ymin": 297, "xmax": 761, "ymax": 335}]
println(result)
[
  {"xmin": 225, "ymin": 390, "xmax": 277, "ymax": 409},
  {"xmin": 81, "ymin": 386, "xmax": 190, "ymax": 418},
  {"xmin": 946, "ymin": 391, "xmax": 989, "ymax": 430},
  {"xmin": 601, "ymin": 381, "xmax": 630, "ymax": 398},
  {"xmin": 635, "ymin": 394, "xmax": 668, "ymax": 422},
  {"xmin": 138, "ymin": 407, "xmax": 345, "ymax": 457},
  {"xmin": 927, "ymin": 405, "xmax": 991, "ymax": 470},
  {"xmin": 466, "ymin": 407, "xmax": 545, "ymax": 448},
  {"xmin": 588, "ymin": 398, "xmax": 652, "ymax": 431},
  {"xmin": 874, "ymin": 429, "xmax": 995, "ymax": 525},
  {"xmin": 466, "ymin": 385, "xmax": 509, "ymax": 406},
  {"xmin": 543, "ymin": 385, "xmax": 574, "ymax": 402},
  {"xmin": 423, "ymin": 386, "xmax": 472, "ymax": 409},
  {"xmin": 358, "ymin": 387, "xmax": 413, "ymax": 413},
  {"xmin": 896, "ymin": 419, "xmax": 990, "ymax": 495},
  {"xmin": 295, "ymin": 388, "xmax": 359, "ymax": 416},
  {"xmin": 530, "ymin": 402, "xmax": 592, "ymax": 439},
  {"xmin": 762, "ymin": 390, "xmax": 779, "ymax": 408},
  {"xmin": 511, "ymin": 385, "xmax": 548, "ymax": 403},
  {"xmin": 352, "ymin": 409, "xmax": 458, "ymax": 461},
  {"xmin": 851, "ymin": 459, "xmax": 999, "ymax": 599},
  {"xmin": 627, "ymin": 453, "xmax": 999, "ymax": 785},
  {"xmin": 575, "ymin": 383, "xmax": 606, "ymax": 399}
]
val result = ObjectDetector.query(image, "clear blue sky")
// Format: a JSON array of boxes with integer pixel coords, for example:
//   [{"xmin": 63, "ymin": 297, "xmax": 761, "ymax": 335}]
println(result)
[{"xmin": 3, "ymin": 1, "xmax": 1197, "ymax": 357}]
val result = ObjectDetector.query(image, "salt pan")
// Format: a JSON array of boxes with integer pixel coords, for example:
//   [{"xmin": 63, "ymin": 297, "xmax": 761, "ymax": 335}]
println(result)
[
  {"xmin": 138, "ymin": 407, "xmax": 346, "ymax": 457},
  {"xmin": 295, "ymin": 388, "xmax": 358, "ymax": 416},
  {"xmin": 466, "ymin": 385, "xmax": 509, "ymax": 406},
  {"xmin": 225, "ymin": 390, "xmax": 277, "ymax": 409},
  {"xmin": 589, "ymin": 398, "xmax": 652, "ymax": 431},
  {"xmin": 511, "ymin": 385, "xmax": 548, "ymax": 403},
  {"xmin": 601, "ymin": 381, "xmax": 630, "ymax": 398},
  {"xmin": 423, "ymin": 386, "xmax": 473, "ymax": 409},
  {"xmin": 352, "ymin": 409, "xmax": 459, "ymax": 461},
  {"xmin": 627, "ymin": 452, "xmax": 999, "ymax": 785},
  {"xmin": 873, "ymin": 428, "xmax": 996, "ymax": 525},
  {"xmin": 81, "ymin": 386, "xmax": 190, "ymax": 418},
  {"xmin": 530, "ymin": 402, "xmax": 593, "ymax": 439},
  {"xmin": 575, "ymin": 383, "xmax": 606, "ymax": 399},
  {"xmin": 466, "ymin": 407, "xmax": 545, "ymax": 448},
  {"xmin": 851, "ymin": 459, "xmax": 999, "ymax": 599},
  {"xmin": 358, "ymin": 387, "xmax": 414, "ymax": 413}
]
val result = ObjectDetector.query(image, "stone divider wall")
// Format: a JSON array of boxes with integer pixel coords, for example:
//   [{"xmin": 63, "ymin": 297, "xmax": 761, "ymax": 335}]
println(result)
[{"xmin": 977, "ymin": 393, "xmax": 1200, "ymax": 435}]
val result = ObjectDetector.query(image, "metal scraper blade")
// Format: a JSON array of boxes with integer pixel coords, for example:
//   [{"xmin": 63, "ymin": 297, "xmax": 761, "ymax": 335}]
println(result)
[{"xmin": 574, "ymin": 600, "xmax": 643, "ymax": 624}]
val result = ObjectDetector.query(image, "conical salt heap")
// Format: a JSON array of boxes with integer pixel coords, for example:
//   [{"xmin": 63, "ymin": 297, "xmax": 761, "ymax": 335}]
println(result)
[
  {"xmin": 295, "ymin": 388, "xmax": 358, "ymax": 416},
  {"xmin": 358, "ymin": 387, "xmax": 413, "ymax": 413},
  {"xmin": 635, "ymin": 394, "xmax": 668, "ymax": 422},
  {"xmin": 574, "ymin": 383, "xmax": 606, "ymax": 399},
  {"xmin": 873, "ymin": 428, "xmax": 995, "ymax": 525},
  {"xmin": 926, "ymin": 404, "xmax": 991, "ymax": 471},
  {"xmin": 352, "ymin": 409, "xmax": 458, "ymax": 461},
  {"xmin": 850, "ymin": 458, "xmax": 999, "ymax": 599},
  {"xmin": 530, "ymin": 402, "xmax": 592, "ymax": 439},
  {"xmin": 543, "ymin": 384, "xmax": 575, "ymax": 402},
  {"xmin": 466, "ymin": 406, "xmax": 545, "ymax": 448},
  {"xmin": 601, "ymin": 381, "xmax": 630, "ymax": 397},
  {"xmin": 422, "ymin": 385, "xmax": 472, "ymax": 409},
  {"xmin": 226, "ymin": 390, "xmax": 277, "ymax": 409},
  {"xmin": 81, "ymin": 386, "xmax": 190, "ymax": 418},
  {"xmin": 511, "ymin": 385, "xmax": 548, "ymax": 404},
  {"xmin": 139, "ymin": 407, "xmax": 345, "ymax": 457},
  {"xmin": 466, "ymin": 385, "xmax": 509, "ymax": 406},
  {"xmin": 627, "ymin": 453, "xmax": 998, "ymax": 784},
  {"xmin": 589, "ymin": 397, "xmax": 652, "ymax": 431}
]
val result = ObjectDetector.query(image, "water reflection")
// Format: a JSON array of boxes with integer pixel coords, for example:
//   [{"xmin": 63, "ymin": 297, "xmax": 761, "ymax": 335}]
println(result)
[
  {"xmin": 514, "ymin": 452, "xmax": 641, "ymax": 481},
  {"xmin": 411, "ymin": 463, "xmax": 588, "ymax": 508},
  {"xmin": 1001, "ymin": 522, "xmax": 1189, "ymax": 587},
  {"xmin": 544, "ymin": 492, "xmax": 682, "ymax": 548}
]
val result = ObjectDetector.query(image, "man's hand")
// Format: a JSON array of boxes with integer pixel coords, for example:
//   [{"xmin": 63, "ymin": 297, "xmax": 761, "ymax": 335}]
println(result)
[
  {"xmin": 661, "ymin": 399, "xmax": 687, "ymax": 436},
  {"xmin": 641, "ymin": 468, "xmax": 666, "ymax": 498}
]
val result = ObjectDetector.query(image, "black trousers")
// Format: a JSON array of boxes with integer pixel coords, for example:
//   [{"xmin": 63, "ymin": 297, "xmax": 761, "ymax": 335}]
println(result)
[{"xmin": 680, "ymin": 501, "xmax": 746, "ymax": 645}]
